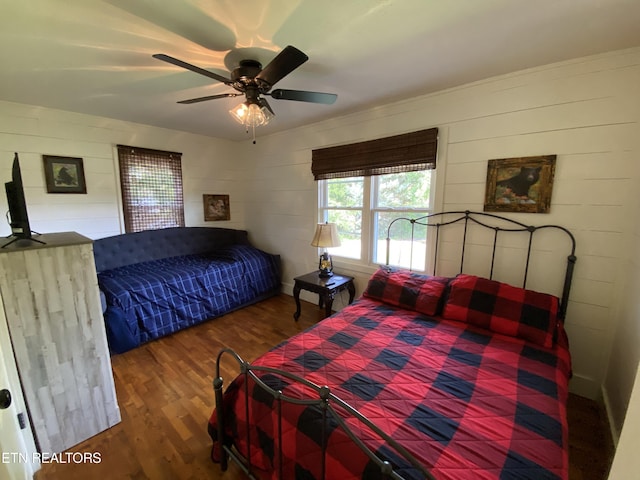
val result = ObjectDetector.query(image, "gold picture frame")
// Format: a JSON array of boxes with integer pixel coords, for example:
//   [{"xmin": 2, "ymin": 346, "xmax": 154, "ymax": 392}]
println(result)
[
  {"xmin": 203, "ymin": 194, "xmax": 230, "ymax": 221},
  {"xmin": 484, "ymin": 155, "xmax": 556, "ymax": 213}
]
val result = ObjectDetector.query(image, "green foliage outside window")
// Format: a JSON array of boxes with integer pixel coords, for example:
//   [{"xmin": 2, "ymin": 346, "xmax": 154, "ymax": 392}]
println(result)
[{"xmin": 321, "ymin": 170, "xmax": 432, "ymax": 268}]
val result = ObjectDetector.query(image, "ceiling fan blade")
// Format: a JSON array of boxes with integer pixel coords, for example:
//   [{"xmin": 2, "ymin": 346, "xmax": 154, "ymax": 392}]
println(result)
[
  {"xmin": 177, "ymin": 93, "xmax": 241, "ymax": 104},
  {"xmin": 269, "ymin": 89, "xmax": 337, "ymax": 104},
  {"xmin": 255, "ymin": 46, "xmax": 308, "ymax": 88},
  {"xmin": 153, "ymin": 53, "xmax": 231, "ymax": 85}
]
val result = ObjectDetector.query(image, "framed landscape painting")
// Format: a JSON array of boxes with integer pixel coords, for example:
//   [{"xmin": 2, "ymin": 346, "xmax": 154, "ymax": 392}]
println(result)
[{"xmin": 483, "ymin": 155, "xmax": 556, "ymax": 213}]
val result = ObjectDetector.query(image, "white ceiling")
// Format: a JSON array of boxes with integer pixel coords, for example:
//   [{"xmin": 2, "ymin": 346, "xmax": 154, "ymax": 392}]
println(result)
[{"xmin": 1, "ymin": 0, "xmax": 639, "ymax": 142}]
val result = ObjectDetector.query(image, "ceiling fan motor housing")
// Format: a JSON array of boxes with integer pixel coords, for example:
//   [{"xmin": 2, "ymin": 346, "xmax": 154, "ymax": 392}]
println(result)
[
  {"xmin": 231, "ymin": 60, "xmax": 269, "ymax": 92},
  {"xmin": 244, "ymin": 86, "xmax": 261, "ymax": 103}
]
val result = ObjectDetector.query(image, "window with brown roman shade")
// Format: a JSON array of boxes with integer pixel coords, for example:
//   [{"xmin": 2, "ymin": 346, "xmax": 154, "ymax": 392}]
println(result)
[
  {"xmin": 117, "ymin": 145, "xmax": 185, "ymax": 233},
  {"xmin": 311, "ymin": 127, "xmax": 438, "ymax": 180}
]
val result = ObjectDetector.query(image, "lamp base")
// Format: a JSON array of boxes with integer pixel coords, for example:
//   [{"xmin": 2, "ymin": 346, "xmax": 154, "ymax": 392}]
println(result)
[
  {"xmin": 318, "ymin": 269, "xmax": 334, "ymax": 278},
  {"xmin": 318, "ymin": 252, "xmax": 334, "ymax": 278}
]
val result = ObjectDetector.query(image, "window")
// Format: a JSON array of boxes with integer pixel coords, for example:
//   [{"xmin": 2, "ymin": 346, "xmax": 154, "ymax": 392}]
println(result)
[
  {"xmin": 319, "ymin": 170, "xmax": 434, "ymax": 271},
  {"xmin": 117, "ymin": 145, "xmax": 185, "ymax": 233},
  {"xmin": 313, "ymin": 128, "xmax": 438, "ymax": 271}
]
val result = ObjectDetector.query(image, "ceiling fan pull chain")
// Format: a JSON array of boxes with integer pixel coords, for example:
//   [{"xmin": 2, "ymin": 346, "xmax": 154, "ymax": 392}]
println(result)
[{"xmin": 252, "ymin": 124, "xmax": 257, "ymax": 144}]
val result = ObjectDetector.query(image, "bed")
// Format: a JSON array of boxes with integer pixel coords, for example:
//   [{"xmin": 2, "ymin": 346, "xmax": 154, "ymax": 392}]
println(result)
[
  {"xmin": 208, "ymin": 211, "xmax": 576, "ymax": 479},
  {"xmin": 93, "ymin": 227, "xmax": 281, "ymax": 353}
]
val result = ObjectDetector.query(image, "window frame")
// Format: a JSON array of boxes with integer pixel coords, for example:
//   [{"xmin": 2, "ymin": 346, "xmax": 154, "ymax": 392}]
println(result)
[
  {"xmin": 318, "ymin": 169, "xmax": 437, "ymax": 272},
  {"xmin": 116, "ymin": 145, "xmax": 185, "ymax": 233}
]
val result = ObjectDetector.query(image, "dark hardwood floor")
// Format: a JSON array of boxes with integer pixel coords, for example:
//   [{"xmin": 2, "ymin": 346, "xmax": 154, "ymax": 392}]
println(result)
[
  {"xmin": 567, "ymin": 392, "xmax": 615, "ymax": 480},
  {"xmin": 35, "ymin": 294, "xmax": 614, "ymax": 479}
]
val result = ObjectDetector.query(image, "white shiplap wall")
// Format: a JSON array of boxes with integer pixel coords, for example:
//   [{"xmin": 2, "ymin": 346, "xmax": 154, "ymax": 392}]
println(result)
[
  {"xmin": 242, "ymin": 47, "xmax": 640, "ymax": 406},
  {"xmin": 0, "ymin": 101, "xmax": 243, "ymax": 240},
  {"xmin": 604, "ymin": 155, "xmax": 640, "ymax": 437}
]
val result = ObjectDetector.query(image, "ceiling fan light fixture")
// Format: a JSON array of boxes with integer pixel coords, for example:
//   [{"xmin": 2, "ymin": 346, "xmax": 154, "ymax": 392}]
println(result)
[
  {"xmin": 229, "ymin": 101, "xmax": 273, "ymax": 127},
  {"xmin": 153, "ymin": 46, "xmax": 335, "ymax": 142}
]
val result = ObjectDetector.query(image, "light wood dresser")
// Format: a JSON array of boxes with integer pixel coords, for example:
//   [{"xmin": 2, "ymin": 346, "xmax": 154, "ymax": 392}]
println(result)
[{"xmin": 0, "ymin": 232, "xmax": 120, "ymax": 453}]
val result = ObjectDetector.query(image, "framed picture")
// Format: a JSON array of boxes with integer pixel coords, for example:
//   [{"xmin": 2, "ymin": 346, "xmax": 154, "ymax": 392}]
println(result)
[
  {"xmin": 203, "ymin": 194, "xmax": 230, "ymax": 221},
  {"xmin": 484, "ymin": 155, "xmax": 556, "ymax": 213},
  {"xmin": 43, "ymin": 155, "xmax": 87, "ymax": 194}
]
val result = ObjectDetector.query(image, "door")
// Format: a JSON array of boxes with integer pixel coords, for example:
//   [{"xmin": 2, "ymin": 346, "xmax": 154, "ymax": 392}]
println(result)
[{"xmin": 0, "ymin": 294, "xmax": 39, "ymax": 479}]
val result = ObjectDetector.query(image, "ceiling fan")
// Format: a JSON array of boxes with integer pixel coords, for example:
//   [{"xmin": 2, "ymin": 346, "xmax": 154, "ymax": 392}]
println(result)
[{"xmin": 153, "ymin": 45, "xmax": 337, "ymax": 135}]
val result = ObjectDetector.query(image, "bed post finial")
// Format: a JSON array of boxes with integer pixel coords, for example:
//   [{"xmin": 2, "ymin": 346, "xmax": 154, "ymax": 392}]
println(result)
[
  {"xmin": 319, "ymin": 385, "xmax": 331, "ymax": 401},
  {"xmin": 213, "ymin": 376, "xmax": 227, "ymax": 471},
  {"xmin": 559, "ymin": 254, "xmax": 577, "ymax": 319}
]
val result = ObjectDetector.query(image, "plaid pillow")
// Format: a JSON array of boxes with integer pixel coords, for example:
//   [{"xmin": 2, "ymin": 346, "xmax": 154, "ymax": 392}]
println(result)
[
  {"xmin": 363, "ymin": 267, "xmax": 449, "ymax": 316},
  {"xmin": 442, "ymin": 274, "xmax": 558, "ymax": 347}
]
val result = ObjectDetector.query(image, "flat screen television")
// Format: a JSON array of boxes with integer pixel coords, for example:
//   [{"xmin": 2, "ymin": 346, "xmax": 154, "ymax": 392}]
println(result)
[{"xmin": 3, "ymin": 153, "xmax": 34, "ymax": 247}]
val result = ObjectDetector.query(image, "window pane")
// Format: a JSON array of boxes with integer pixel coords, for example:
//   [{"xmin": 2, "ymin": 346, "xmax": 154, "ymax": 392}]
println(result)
[
  {"xmin": 327, "ymin": 177, "xmax": 363, "ymax": 207},
  {"xmin": 374, "ymin": 212, "xmax": 427, "ymax": 270},
  {"xmin": 328, "ymin": 210, "xmax": 361, "ymax": 260},
  {"xmin": 376, "ymin": 171, "xmax": 431, "ymax": 208},
  {"xmin": 319, "ymin": 169, "xmax": 435, "ymax": 267}
]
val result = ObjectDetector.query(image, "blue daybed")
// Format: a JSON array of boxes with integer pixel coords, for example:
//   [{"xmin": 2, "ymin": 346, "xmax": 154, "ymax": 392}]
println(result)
[{"xmin": 93, "ymin": 227, "xmax": 281, "ymax": 354}]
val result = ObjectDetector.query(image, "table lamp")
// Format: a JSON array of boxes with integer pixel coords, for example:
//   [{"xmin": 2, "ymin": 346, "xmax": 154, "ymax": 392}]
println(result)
[{"xmin": 311, "ymin": 223, "xmax": 341, "ymax": 277}]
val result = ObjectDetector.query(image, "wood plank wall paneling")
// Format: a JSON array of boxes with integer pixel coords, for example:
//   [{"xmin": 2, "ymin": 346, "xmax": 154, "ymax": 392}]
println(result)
[
  {"xmin": 0, "ymin": 233, "xmax": 120, "ymax": 453},
  {"xmin": 0, "ymin": 100, "xmax": 242, "ymax": 240}
]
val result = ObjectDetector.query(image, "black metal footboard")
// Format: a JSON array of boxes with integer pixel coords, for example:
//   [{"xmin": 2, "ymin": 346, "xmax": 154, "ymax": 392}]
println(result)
[{"xmin": 213, "ymin": 348, "xmax": 435, "ymax": 480}]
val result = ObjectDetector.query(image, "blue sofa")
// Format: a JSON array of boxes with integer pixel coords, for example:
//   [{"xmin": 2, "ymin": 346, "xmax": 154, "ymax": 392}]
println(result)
[{"xmin": 93, "ymin": 227, "xmax": 281, "ymax": 353}]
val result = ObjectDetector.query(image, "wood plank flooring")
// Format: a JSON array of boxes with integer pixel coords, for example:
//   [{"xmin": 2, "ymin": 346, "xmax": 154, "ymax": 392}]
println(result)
[{"xmin": 35, "ymin": 294, "xmax": 614, "ymax": 480}]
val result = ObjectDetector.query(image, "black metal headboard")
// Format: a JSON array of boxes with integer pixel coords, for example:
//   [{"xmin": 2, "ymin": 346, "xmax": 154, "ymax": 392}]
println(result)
[{"xmin": 386, "ymin": 210, "xmax": 577, "ymax": 319}]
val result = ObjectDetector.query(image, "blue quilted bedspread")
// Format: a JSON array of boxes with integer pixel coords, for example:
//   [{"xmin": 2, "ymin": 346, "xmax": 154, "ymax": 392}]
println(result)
[{"xmin": 98, "ymin": 244, "xmax": 280, "ymax": 353}]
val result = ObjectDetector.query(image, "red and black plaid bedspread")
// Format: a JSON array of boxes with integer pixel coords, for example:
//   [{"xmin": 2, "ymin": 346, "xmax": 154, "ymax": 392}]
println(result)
[{"xmin": 209, "ymin": 297, "xmax": 571, "ymax": 479}]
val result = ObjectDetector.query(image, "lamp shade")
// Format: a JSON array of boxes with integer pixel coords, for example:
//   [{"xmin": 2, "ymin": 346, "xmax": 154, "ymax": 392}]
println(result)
[{"xmin": 311, "ymin": 223, "xmax": 341, "ymax": 248}]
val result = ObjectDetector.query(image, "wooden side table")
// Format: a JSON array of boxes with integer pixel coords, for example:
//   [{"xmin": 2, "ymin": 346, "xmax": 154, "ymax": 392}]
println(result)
[{"xmin": 293, "ymin": 271, "xmax": 355, "ymax": 321}]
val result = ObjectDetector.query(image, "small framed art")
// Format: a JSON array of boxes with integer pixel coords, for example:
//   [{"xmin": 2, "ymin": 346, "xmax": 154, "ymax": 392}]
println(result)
[
  {"xmin": 43, "ymin": 155, "xmax": 87, "ymax": 194},
  {"xmin": 203, "ymin": 194, "xmax": 230, "ymax": 221}
]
